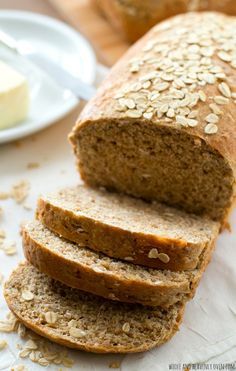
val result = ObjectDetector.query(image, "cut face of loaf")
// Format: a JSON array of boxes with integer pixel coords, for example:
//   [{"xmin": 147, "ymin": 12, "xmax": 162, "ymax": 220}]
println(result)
[
  {"xmin": 70, "ymin": 12, "xmax": 236, "ymax": 224},
  {"xmin": 4, "ymin": 262, "xmax": 185, "ymax": 353},
  {"xmin": 23, "ymin": 221, "xmax": 215, "ymax": 307},
  {"xmin": 36, "ymin": 185, "xmax": 219, "ymax": 271}
]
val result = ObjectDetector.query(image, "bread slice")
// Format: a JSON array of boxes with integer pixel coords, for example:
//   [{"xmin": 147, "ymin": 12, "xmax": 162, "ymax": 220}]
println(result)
[
  {"xmin": 4, "ymin": 262, "xmax": 185, "ymax": 353},
  {"xmin": 69, "ymin": 13, "xmax": 236, "ymax": 224},
  {"xmin": 23, "ymin": 220, "xmax": 215, "ymax": 307},
  {"xmin": 36, "ymin": 185, "xmax": 219, "ymax": 271}
]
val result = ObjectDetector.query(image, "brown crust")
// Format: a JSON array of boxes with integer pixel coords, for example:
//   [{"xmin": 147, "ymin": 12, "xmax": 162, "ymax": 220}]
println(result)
[
  {"xmin": 22, "ymin": 224, "xmax": 216, "ymax": 308},
  {"xmin": 36, "ymin": 197, "xmax": 218, "ymax": 271},
  {"xmin": 93, "ymin": 0, "xmax": 236, "ymax": 42},
  {"xmin": 4, "ymin": 262, "xmax": 185, "ymax": 353}
]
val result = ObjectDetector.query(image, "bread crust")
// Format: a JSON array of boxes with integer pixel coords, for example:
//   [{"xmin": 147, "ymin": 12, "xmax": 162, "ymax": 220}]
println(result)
[
  {"xmin": 22, "ymin": 221, "xmax": 216, "ymax": 308},
  {"xmin": 4, "ymin": 262, "xmax": 185, "ymax": 353},
  {"xmin": 93, "ymin": 0, "xmax": 236, "ymax": 42},
  {"xmin": 36, "ymin": 190, "xmax": 219, "ymax": 271},
  {"xmin": 70, "ymin": 12, "xmax": 236, "ymax": 224}
]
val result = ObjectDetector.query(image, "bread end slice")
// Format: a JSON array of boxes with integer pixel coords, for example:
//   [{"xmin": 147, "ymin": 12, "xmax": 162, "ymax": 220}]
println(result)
[{"xmin": 4, "ymin": 262, "xmax": 185, "ymax": 353}]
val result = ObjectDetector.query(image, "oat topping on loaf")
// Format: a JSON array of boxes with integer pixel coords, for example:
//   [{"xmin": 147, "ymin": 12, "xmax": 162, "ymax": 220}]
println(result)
[
  {"xmin": 70, "ymin": 13, "xmax": 236, "ymax": 222},
  {"xmin": 113, "ymin": 13, "xmax": 236, "ymax": 135}
]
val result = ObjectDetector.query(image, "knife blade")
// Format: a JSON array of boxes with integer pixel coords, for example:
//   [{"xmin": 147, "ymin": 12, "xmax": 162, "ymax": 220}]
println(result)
[{"xmin": 0, "ymin": 29, "xmax": 96, "ymax": 101}]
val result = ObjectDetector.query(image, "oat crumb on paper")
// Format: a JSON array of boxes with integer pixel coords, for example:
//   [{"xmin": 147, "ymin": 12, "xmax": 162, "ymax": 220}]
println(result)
[
  {"xmin": 0, "ymin": 192, "xmax": 10, "ymax": 200},
  {"xmin": 11, "ymin": 366, "xmax": 28, "ymax": 371},
  {"xmin": 11, "ymin": 180, "xmax": 30, "ymax": 204},
  {"xmin": 27, "ymin": 162, "xmax": 40, "ymax": 170},
  {"xmin": 0, "ymin": 312, "xmax": 74, "ymax": 367},
  {"xmin": 0, "ymin": 339, "xmax": 7, "ymax": 350},
  {"xmin": 0, "ymin": 180, "xmax": 30, "ymax": 205},
  {"xmin": 23, "ymin": 203, "xmax": 32, "ymax": 211}
]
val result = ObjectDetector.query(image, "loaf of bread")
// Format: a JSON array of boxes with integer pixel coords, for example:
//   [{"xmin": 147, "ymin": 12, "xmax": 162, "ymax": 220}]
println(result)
[
  {"xmin": 23, "ymin": 220, "xmax": 215, "ymax": 307},
  {"xmin": 94, "ymin": 0, "xmax": 236, "ymax": 42},
  {"xmin": 36, "ymin": 185, "xmax": 219, "ymax": 271},
  {"xmin": 4, "ymin": 262, "xmax": 184, "ymax": 353},
  {"xmin": 70, "ymin": 12, "xmax": 236, "ymax": 225}
]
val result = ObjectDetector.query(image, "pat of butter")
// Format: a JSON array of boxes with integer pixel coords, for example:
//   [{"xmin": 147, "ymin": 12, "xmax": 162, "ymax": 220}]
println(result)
[{"xmin": 0, "ymin": 60, "xmax": 29, "ymax": 130}]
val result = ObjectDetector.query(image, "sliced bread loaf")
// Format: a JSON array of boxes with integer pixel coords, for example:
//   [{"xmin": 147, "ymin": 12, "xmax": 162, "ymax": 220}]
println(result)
[
  {"xmin": 69, "ymin": 12, "xmax": 236, "ymax": 224},
  {"xmin": 23, "ymin": 220, "xmax": 215, "ymax": 307},
  {"xmin": 4, "ymin": 262, "xmax": 185, "ymax": 353},
  {"xmin": 36, "ymin": 185, "xmax": 219, "ymax": 271}
]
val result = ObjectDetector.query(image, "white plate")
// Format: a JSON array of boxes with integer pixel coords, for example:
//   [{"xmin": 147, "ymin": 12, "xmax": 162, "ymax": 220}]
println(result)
[{"xmin": 0, "ymin": 10, "xmax": 96, "ymax": 144}]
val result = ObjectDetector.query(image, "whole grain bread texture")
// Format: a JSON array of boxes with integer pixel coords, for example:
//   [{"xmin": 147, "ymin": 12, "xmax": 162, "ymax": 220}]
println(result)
[
  {"xmin": 23, "ymin": 220, "xmax": 216, "ymax": 307},
  {"xmin": 93, "ymin": 0, "xmax": 236, "ymax": 42},
  {"xmin": 36, "ymin": 185, "xmax": 219, "ymax": 271},
  {"xmin": 70, "ymin": 12, "xmax": 236, "ymax": 225},
  {"xmin": 4, "ymin": 262, "xmax": 185, "ymax": 353}
]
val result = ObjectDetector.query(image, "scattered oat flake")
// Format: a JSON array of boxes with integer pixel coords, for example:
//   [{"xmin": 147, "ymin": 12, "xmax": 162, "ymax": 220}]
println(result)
[
  {"xmin": 122, "ymin": 322, "xmax": 130, "ymax": 333},
  {"xmin": 198, "ymin": 90, "xmax": 206, "ymax": 102},
  {"xmin": 214, "ymin": 96, "xmax": 229, "ymax": 105},
  {"xmin": 148, "ymin": 248, "xmax": 159, "ymax": 259},
  {"xmin": 19, "ymin": 349, "xmax": 31, "ymax": 358},
  {"xmin": 23, "ymin": 203, "xmax": 32, "ymax": 211},
  {"xmin": 0, "ymin": 192, "xmax": 10, "ymax": 200},
  {"xmin": 11, "ymin": 366, "xmax": 27, "ymax": 371},
  {"xmin": 109, "ymin": 361, "xmax": 121, "ymax": 369},
  {"xmin": 25, "ymin": 339, "xmax": 38, "ymax": 350},
  {"xmin": 21, "ymin": 290, "xmax": 34, "ymax": 301},
  {"xmin": 158, "ymin": 253, "xmax": 170, "ymax": 263},
  {"xmin": 69, "ymin": 327, "xmax": 86, "ymax": 338},
  {"xmin": 126, "ymin": 110, "xmax": 143, "ymax": 118},
  {"xmin": 204, "ymin": 123, "xmax": 218, "ymax": 134},
  {"xmin": 45, "ymin": 311, "xmax": 58, "ymax": 325},
  {"xmin": 27, "ymin": 162, "xmax": 39, "ymax": 169},
  {"xmin": 205, "ymin": 113, "xmax": 219, "ymax": 124},
  {"xmin": 209, "ymin": 103, "xmax": 222, "ymax": 115},
  {"xmin": 218, "ymin": 51, "xmax": 232, "ymax": 62},
  {"xmin": 0, "ymin": 339, "xmax": 7, "ymax": 350},
  {"xmin": 4, "ymin": 242, "xmax": 17, "ymax": 256},
  {"xmin": 11, "ymin": 180, "xmax": 30, "ymax": 204},
  {"xmin": 0, "ymin": 229, "xmax": 6, "ymax": 239},
  {"xmin": 218, "ymin": 82, "xmax": 231, "ymax": 98},
  {"xmin": 187, "ymin": 118, "xmax": 198, "ymax": 127},
  {"xmin": 62, "ymin": 357, "xmax": 74, "ymax": 367}
]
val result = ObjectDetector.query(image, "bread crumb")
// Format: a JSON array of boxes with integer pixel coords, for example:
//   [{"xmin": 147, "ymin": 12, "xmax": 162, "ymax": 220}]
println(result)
[{"xmin": 11, "ymin": 180, "xmax": 30, "ymax": 204}]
